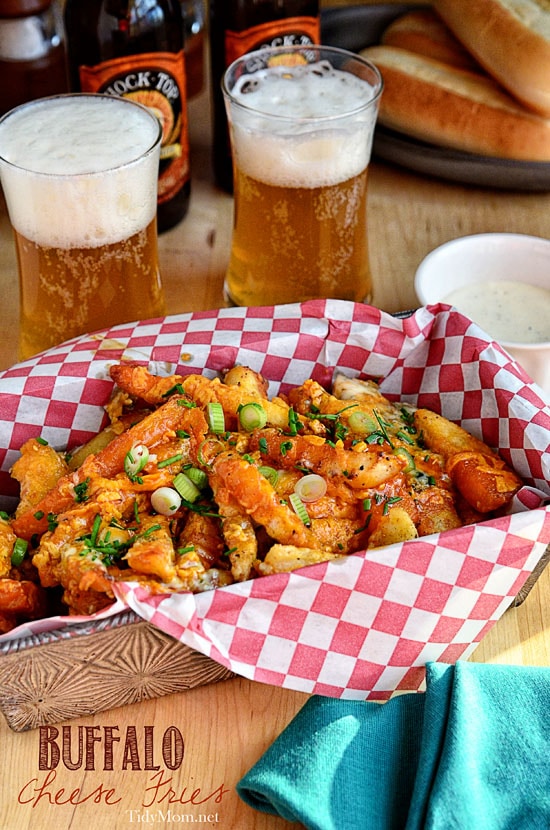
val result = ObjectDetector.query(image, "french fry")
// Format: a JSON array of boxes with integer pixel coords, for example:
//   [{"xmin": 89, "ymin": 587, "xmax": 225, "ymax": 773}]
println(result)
[
  {"xmin": 125, "ymin": 515, "xmax": 179, "ymax": 583},
  {"xmin": 0, "ymin": 578, "xmax": 47, "ymax": 619},
  {"xmin": 2, "ymin": 363, "xmax": 525, "ymax": 626},
  {"xmin": 0, "ymin": 517, "xmax": 16, "ymax": 578},
  {"xmin": 212, "ymin": 451, "xmax": 317, "ymax": 549},
  {"xmin": 109, "ymin": 362, "xmax": 186, "ymax": 404},
  {"xmin": 10, "ymin": 438, "xmax": 68, "ymax": 518},
  {"xmin": 447, "ymin": 451, "xmax": 523, "ymax": 513},
  {"xmin": 257, "ymin": 544, "xmax": 343, "ymax": 575},
  {"xmin": 414, "ymin": 409, "xmax": 522, "ymax": 512},
  {"xmin": 223, "ymin": 365, "xmax": 269, "ymax": 397},
  {"xmin": 11, "ymin": 396, "xmax": 209, "ymax": 540},
  {"xmin": 414, "ymin": 408, "xmax": 499, "ymax": 458},
  {"xmin": 367, "ymin": 506, "xmax": 419, "ymax": 548}
]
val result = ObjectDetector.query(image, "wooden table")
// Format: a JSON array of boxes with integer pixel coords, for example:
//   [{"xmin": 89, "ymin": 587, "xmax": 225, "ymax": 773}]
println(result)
[{"xmin": 1, "ymin": 75, "xmax": 550, "ymax": 830}]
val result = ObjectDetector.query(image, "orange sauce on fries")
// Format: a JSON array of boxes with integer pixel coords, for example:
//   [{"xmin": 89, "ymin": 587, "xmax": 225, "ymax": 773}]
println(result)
[{"xmin": 0, "ymin": 365, "xmax": 523, "ymax": 632}]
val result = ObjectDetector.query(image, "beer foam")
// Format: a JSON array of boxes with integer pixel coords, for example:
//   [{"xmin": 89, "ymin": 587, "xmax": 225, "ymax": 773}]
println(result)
[
  {"xmin": 232, "ymin": 60, "xmax": 378, "ymax": 119},
  {"xmin": 0, "ymin": 96, "xmax": 161, "ymax": 248},
  {"xmin": 228, "ymin": 61, "xmax": 379, "ymax": 187}
]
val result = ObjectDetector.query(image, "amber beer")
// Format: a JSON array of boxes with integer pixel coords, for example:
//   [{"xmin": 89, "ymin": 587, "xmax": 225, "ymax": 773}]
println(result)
[
  {"xmin": 0, "ymin": 94, "xmax": 165, "ymax": 360},
  {"xmin": 222, "ymin": 46, "xmax": 382, "ymax": 307}
]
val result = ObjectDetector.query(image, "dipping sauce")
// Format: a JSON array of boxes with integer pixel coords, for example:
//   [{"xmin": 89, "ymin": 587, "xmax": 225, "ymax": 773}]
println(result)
[{"xmin": 444, "ymin": 280, "xmax": 550, "ymax": 343}]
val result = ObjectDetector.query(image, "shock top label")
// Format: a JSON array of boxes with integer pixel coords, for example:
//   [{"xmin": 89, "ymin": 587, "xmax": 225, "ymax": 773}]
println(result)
[
  {"xmin": 79, "ymin": 50, "xmax": 190, "ymax": 203},
  {"xmin": 224, "ymin": 15, "xmax": 320, "ymax": 66}
]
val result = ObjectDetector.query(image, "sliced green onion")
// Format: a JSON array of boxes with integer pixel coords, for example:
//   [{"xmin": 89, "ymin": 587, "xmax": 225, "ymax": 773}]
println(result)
[
  {"xmin": 197, "ymin": 438, "xmax": 225, "ymax": 467},
  {"xmin": 258, "ymin": 437, "xmax": 268, "ymax": 455},
  {"xmin": 238, "ymin": 402, "xmax": 267, "ymax": 431},
  {"xmin": 354, "ymin": 514, "xmax": 372, "ymax": 535},
  {"xmin": 11, "ymin": 538, "xmax": 28, "ymax": 567},
  {"xmin": 185, "ymin": 466, "xmax": 209, "ymax": 490},
  {"xmin": 151, "ymin": 486, "xmax": 182, "ymax": 516},
  {"xmin": 289, "ymin": 492, "xmax": 310, "ymax": 525},
  {"xmin": 73, "ymin": 478, "xmax": 90, "ymax": 503},
  {"xmin": 173, "ymin": 472, "xmax": 201, "ymax": 503},
  {"xmin": 287, "ymin": 408, "xmax": 303, "ymax": 436},
  {"xmin": 98, "ymin": 525, "xmax": 129, "ymax": 546},
  {"xmin": 382, "ymin": 496, "xmax": 401, "ymax": 516},
  {"xmin": 162, "ymin": 383, "xmax": 185, "ymax": 397},
  {"xmin": 415, "ymin": 471, "xmax": 436, "ymax": 487},
  {"xmin": 157, "ymin": 453, "xmax": 184, "ymax": 469},
  {"xmin": 396, "ymin": 430, "xmax": 415, "ymax": 445},
  {"xmin": 90, "ymin": 514, "xmax": 102, "ymax": 546},
  {"xmin": 207, "ymin": 402, "xmax": 226, "ymax": 434},
  {"xmin": 335, "ymin": 421, "xmax": 349, "ymax": 441},
  {"xmin": 294, "ymin": 474, "xmax": 327, "ymax": 503},
  {"xmin": 387, "ymin": 496, "xmax": 403, "ymax": 505},
  {"xmin": 142, "ymin": 523, "xmax": 162, "ymax": 537},
  {"xmin": 348, "ymin": 410, "xmax": 377, "ymax": 435},
  {"xmin": 373, "ymin": 410, "xmax": 393, "ymax": 447},
  {"xmin": 280, "ymin": 441, "xmax": 293, "ymax": 457},
  {"xmin": 124, "ymin": 444, "xmax": 150, "ymax": 478},
  {"xmin": 259, "ymin": 466, "xmax": 279, "ymax": 486},
  {"xmin": 393, "ymin": 446, "xmax": 416, "ymax": 473}
]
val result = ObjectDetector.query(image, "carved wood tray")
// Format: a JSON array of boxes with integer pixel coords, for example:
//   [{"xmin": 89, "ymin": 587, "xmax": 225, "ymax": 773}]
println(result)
[
  {"xmin": 1, "ymin": 542, "xmax": 546, "ymax": 733},
  {"xmin": 0, "ymin": 610, "xmax": 234, "ymax": 732}
]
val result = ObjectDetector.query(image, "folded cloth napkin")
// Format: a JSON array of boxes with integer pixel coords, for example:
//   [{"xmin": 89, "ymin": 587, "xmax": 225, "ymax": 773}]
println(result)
[{"xmin": 237, "ymin": 661, "xmax": 550, "ymax": 830}]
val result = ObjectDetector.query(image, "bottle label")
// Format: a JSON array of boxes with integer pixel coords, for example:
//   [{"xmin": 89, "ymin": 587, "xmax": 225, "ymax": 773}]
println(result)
[
  {"xmin": 79, "ymin": 50, "xmax": 190, "ymax": 204},
  {"xmin": 224, "ymin": 16, "xmax": 320, "ymax": 66}
]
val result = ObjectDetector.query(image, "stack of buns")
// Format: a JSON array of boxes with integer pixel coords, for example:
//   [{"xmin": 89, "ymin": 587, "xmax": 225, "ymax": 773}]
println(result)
[{"xmin": 360, "ymin": 1, "xmax": 550, "ymax": 161}]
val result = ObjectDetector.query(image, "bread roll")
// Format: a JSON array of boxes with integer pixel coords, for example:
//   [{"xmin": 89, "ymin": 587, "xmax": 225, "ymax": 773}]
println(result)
[
  {"xmin": 433, "ymin": 0, "xmax": 550, "ymax": 116},
  {"xmin": 381, "ymin": 9, "xmax": 479, "ymax": 71},
  {"xmin": 361, "ymin": 45, "xmax": 550, "ymax": 161}
]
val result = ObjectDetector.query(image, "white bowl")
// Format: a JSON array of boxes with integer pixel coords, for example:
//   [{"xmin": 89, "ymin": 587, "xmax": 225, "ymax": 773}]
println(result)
[{"xmin": 414, "ymin": 233, "xmax": 550, "ymax": 395}]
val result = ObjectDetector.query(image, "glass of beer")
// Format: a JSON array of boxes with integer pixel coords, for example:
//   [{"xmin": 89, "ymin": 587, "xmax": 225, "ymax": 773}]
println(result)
[
  {"xmin": 222, "ymin": 45, "xmax": 383, "ymax": 307},
  {"xmin": 0, "ymin": 93, "xmax": 165, "ymax": 360}
]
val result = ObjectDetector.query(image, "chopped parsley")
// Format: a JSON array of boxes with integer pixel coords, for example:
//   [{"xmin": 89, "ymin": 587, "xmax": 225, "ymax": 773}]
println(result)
[{"xmin": 73, "ymin": 478, "xmax": 90, "ymax": 503}]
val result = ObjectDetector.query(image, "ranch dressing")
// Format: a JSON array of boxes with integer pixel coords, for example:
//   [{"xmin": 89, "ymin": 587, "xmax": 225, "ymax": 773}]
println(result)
[{"xmin": 444, "ymin": 280, "xmax": 550, "ymax": 343}]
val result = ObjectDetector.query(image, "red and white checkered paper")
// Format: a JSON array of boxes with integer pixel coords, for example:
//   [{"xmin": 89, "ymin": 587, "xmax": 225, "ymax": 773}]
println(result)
[{"xmin": 1, "ymin": 300, "xmax": 549, "ymax": 700}]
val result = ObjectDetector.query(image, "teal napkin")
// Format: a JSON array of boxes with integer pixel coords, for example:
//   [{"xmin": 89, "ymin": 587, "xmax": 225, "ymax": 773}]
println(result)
[{"xmin": 237, "ymin": 662, "xmax": 550, "ymax": 830}]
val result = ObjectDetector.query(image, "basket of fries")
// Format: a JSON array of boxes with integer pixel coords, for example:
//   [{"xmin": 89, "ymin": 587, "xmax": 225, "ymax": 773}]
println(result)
[{"xmin": 0, "ymin": 300, "xmax": 549, "ymax": 731}]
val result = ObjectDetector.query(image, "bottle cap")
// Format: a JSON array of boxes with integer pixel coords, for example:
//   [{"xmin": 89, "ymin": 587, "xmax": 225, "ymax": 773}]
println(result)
[{"xmin": 0, "ymin": 0, "xmax": 52, "ymax": 18}]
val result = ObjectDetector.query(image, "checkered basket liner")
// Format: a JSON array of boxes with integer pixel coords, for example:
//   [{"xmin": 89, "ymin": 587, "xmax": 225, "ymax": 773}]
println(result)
[{"xmin": 1, "ymin": 300, "xmax": 549, "ymax": 699}]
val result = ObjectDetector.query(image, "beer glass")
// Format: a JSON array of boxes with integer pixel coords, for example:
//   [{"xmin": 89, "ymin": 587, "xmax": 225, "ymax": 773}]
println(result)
[
  {"xmin": 222, "ymin": 45, "xmax": 383, "ymax": 307},
  {"xmin": 0, "ymin": 93, "xmax": 165, "ymax": 360}
]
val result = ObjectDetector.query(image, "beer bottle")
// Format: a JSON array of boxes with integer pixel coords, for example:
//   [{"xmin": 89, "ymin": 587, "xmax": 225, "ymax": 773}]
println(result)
[
  {"xmin": 64, "ymin": 0, "xmax": 191, "ymax": 233},
  {"xmin": 209, "ymin": 0, "xmax": 320, "ymax": 193},
  {"xmin": 0, "ymin": 0, "xmax": 68, "ymax": 117},
  {"xmin": 181, "ymin": 0, "xmax": 205, "ymax": 99}
]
